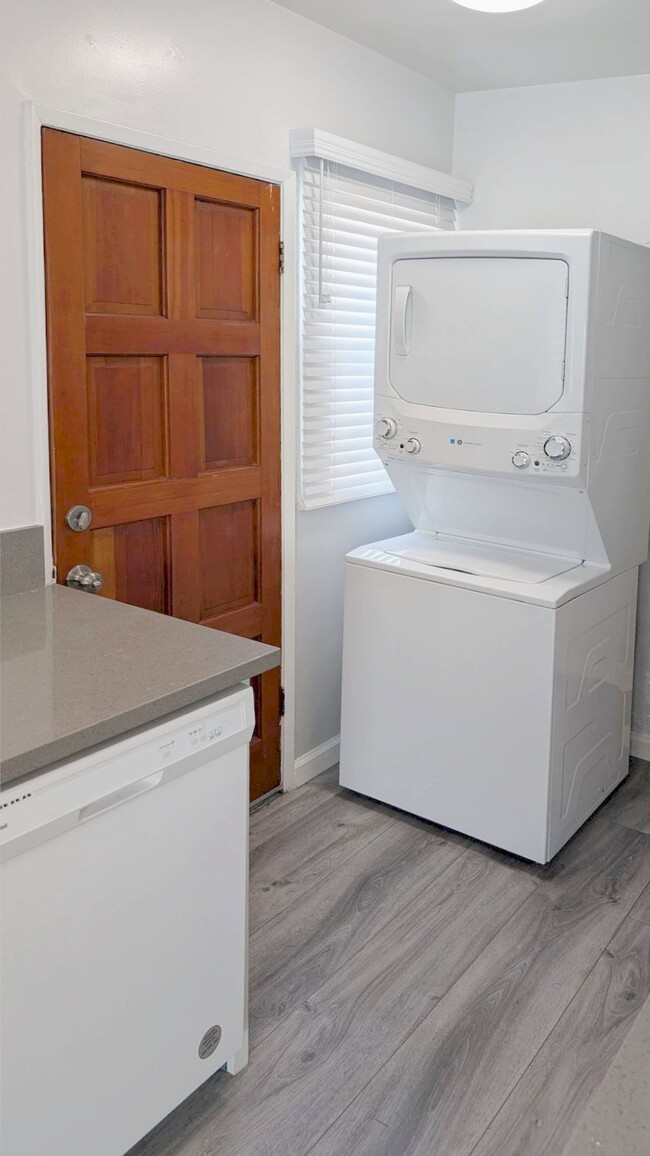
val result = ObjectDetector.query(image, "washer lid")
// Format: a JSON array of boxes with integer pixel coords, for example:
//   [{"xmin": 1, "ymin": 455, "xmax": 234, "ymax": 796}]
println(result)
[{"xmin": 387, "ymin": 533, "xmax": 580, "ymax": 584}]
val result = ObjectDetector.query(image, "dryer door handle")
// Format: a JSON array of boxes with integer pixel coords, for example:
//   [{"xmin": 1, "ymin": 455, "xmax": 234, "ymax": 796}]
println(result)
[{"xmin": 393, "ymin": 284, "xmax": 412, "ymax": 357}]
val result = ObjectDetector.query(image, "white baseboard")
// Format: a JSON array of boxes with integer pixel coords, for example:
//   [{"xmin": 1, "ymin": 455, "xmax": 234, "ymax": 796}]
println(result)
[
  {"xmin": 292, "ymin": 735, "xmax": 340, "ymax": 788},
  {"xmin": 631, "ymin": 731, "xmax": 650, "ymax": 761},
  {"xmin": 289, "ymin": 730, "xmax": 649, "ymax": 790}
]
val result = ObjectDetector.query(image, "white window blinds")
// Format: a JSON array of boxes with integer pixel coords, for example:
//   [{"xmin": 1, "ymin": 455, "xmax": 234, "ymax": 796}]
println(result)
[{"xmin": 298, "ymin": 156, "xmax": 456, "ymax": 509}]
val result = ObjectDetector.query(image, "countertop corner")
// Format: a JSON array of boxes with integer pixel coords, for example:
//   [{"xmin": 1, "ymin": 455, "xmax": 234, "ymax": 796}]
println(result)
[{"xmin": 1, "ymin": 584, "xmax": 280, "ymax": 786}]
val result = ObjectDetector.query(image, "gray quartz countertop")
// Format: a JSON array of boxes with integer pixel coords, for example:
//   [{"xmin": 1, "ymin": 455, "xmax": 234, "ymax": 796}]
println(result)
[{"xmin": 1, "ymin": 584, "xmax": 280, "ymax": 787}]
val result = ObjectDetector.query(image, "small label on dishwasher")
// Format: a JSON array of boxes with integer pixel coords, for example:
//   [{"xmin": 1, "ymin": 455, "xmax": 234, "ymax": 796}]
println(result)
[{"xmin": 158, "ymin": 740, "xmax": 176, "ymax": 761}]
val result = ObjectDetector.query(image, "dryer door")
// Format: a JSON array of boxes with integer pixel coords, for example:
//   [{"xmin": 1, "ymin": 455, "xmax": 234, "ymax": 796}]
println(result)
[{"xmin": 389, "ymin": 256, "xmax": 568, "ymax": 415}]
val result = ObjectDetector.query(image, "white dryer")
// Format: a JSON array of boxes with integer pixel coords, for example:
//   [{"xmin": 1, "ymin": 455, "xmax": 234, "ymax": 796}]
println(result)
[{"xmin": 339, "ymin": 231, "xmax": 650, "ymax": 862}]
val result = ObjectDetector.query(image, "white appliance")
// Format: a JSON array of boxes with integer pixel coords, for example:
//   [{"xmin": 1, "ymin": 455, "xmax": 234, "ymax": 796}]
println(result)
[
  {"xmin": 340, "ymin": 230, "xmax": 650, "ymax": 863},
  {"xmin": 1, "ymin": 684, "xmax": 253, "ymax": 1156}
]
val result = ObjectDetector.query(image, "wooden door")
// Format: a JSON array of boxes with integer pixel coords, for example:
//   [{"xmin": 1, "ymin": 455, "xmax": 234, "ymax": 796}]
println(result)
[{"xmin": 42, "ymin": 129, "xmax": 282, "ymax": 800}]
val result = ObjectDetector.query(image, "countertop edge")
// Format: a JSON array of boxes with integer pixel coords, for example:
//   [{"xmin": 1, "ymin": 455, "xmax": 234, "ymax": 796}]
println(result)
[{"xmin": 1, "ymin": 648, "xmax": 280, "ymax": 788}]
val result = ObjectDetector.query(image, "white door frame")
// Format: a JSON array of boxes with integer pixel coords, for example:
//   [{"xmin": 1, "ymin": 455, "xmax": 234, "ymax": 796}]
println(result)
[{"xmin": 25, "ymin": 102, "xmax": 297, "ymax": 791}]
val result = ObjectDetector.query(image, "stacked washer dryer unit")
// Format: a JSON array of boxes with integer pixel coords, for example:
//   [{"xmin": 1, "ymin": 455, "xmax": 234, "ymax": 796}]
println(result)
[{"xmin": 339, "ymin": 231, "xmax": 650, "ymax": 863}]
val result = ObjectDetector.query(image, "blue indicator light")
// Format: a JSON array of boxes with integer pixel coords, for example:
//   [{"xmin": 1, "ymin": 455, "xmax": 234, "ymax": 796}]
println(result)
[{"xmin": 449, "ymin": 438, "xmax": 456, "ymax": 445}]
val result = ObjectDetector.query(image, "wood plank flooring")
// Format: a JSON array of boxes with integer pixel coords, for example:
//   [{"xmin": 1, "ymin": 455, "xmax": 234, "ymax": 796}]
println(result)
[
  {"xmin": 560, "ymin": 987, "xmax": 650, "ymax": 1156},
  {"xmin": 129, "ymin": 759, "xmax": 650, "ymax": 1156}
]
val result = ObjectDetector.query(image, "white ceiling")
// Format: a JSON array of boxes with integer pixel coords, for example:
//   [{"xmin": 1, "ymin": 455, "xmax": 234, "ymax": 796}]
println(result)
[{"xmin": 272, "ymin": 0, "xmax": 650, "ymax": 92}]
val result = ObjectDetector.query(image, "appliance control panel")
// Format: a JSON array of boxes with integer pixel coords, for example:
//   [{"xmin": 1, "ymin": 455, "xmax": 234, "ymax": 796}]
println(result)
[
  {"xmin": 0, "ymin": 693, "xmax": 252, "ymax": 853},
  {"xmin": 374, "ymin": 413, "xmax": 583, "ymax": 478}
]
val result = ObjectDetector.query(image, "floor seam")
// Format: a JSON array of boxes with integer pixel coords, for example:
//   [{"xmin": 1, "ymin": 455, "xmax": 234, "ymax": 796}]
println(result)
[
  {"xmin": 613, "ymin": 819, "xmax": 650, "ymax": 837},
  {"xmin": 628, "ymin": 911, "xmax": 650, "ymax": 928}
]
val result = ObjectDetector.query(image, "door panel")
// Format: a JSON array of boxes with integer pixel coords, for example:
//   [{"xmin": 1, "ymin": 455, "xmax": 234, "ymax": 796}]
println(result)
[
  {"xmin": 93, "ymin": 517, "xmax": 171, "ymax": 614},
  {"xmin": 200, "ymin": 356, "xmax": 259, "ymax": 470},
  {"xmin": 43, "ymin": 128, "xmax": 282, "ymax": 799},
  {"xmin": 82, "ymin": 177, "xmax": 164, "ymax": 316},
  {"xmin": 86, "ymin": 356, "xmax": 168, "ymax": 486},
  {"xmin": 199, "ymin": 501, "xmax": 259, "ymax": 619},
  {"xmin": 194, "ymin": 199, "xmax": 257, "ymax": 320}
]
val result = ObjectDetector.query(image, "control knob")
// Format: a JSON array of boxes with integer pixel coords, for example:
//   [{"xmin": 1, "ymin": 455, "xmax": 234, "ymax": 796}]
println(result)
[
  {"xmin": 512, "ymin": 451, "xmax": 531, "ymax": 470},
  {"xmin": 405, "ymin": 437, "xmax": 421, "ymax": 455},
  {"xmin": 376, "ymin": 417, "xmax": 397, "ymax": 439},
  {"xmin": 544, "ymin": 435, "xmax": 571, "ymax": 461}
]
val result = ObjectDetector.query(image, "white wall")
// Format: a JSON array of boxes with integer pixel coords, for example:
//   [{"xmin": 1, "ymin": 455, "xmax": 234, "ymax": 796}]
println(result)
[
  {"xmin": 0, "ymin": 0, "xmax": 454, "ymax": 762},
  {"xmin": 454, "ymin": 74, "xmax": 650, "ymax": 743}
]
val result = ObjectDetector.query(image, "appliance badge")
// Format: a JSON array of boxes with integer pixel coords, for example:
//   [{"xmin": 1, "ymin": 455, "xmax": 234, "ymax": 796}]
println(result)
[{"xmin": 198, "ymin": 1024, "xmax": 222, "ymax": 1059}]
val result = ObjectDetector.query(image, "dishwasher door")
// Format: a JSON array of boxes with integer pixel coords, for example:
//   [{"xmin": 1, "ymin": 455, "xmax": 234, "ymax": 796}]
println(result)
[{"xmin": 0, "ymin": 684, "xmax": 253, "ymax": 1156}]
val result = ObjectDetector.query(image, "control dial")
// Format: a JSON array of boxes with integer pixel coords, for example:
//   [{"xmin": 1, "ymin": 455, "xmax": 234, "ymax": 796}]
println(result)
[
  {"xmin": 405, "ymin": 437, "xmax": 421, "ymax": 455},
  {"xmin": 512, "ymin": 451, "xmax": 531, "ymax": 470},
  {"xmin": 544, "ymin": 435, "xmax": 572, "ymax": 461},
  {"xmin": 376, "ymin": 417, "xmax": 398, "ymax": 440}
]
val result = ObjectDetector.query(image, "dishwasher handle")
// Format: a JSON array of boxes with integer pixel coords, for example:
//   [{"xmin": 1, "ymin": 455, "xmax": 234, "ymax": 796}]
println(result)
[{"xmin": 78, "ymin": 770, "xmax": 164, "ymax": 822}]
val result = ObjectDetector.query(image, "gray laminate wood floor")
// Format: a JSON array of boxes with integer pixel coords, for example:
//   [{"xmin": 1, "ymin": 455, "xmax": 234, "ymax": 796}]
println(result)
[{"xmin": 129, "ymin": 759, "xmax": 650, "ymax": 1156}]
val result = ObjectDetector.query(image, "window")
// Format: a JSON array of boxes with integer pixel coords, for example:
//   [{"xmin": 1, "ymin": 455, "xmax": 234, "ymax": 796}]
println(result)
[{"xmin": 294, "ymin": 137, "xmax": 465, "ymax": 510}]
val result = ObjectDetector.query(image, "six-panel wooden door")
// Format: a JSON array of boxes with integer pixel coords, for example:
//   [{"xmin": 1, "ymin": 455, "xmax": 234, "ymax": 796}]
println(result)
[{"xmin": 42, "ymin": 129, "xmax": 282, "ymax": 799}]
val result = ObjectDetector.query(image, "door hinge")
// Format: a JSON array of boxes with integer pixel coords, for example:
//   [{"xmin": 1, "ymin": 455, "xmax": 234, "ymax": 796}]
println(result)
[
  {"xmin": 279, "ymin": 241, "xmax": 285, "ymax": 274},
  {"xmin": 279, "ymin": 685, "xmax": 286, "ymax": 717}
]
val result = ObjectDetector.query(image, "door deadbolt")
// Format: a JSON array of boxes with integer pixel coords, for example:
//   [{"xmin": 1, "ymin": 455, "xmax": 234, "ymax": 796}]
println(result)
[{"xmin": 66, "ymin": 505, "xmax": 93, "ymax": 532}]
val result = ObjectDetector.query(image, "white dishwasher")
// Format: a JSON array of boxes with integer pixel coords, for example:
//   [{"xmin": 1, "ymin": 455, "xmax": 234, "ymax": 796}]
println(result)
[{"xmin": 1, "ymin": 683, "xmax": 253, "ymax": 1156}]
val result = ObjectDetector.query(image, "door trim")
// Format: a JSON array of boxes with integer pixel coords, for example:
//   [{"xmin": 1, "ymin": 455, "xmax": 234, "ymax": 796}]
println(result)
[{"xmin": 25, "ymin": 101, "xmax": 297, "ymax": 791}]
